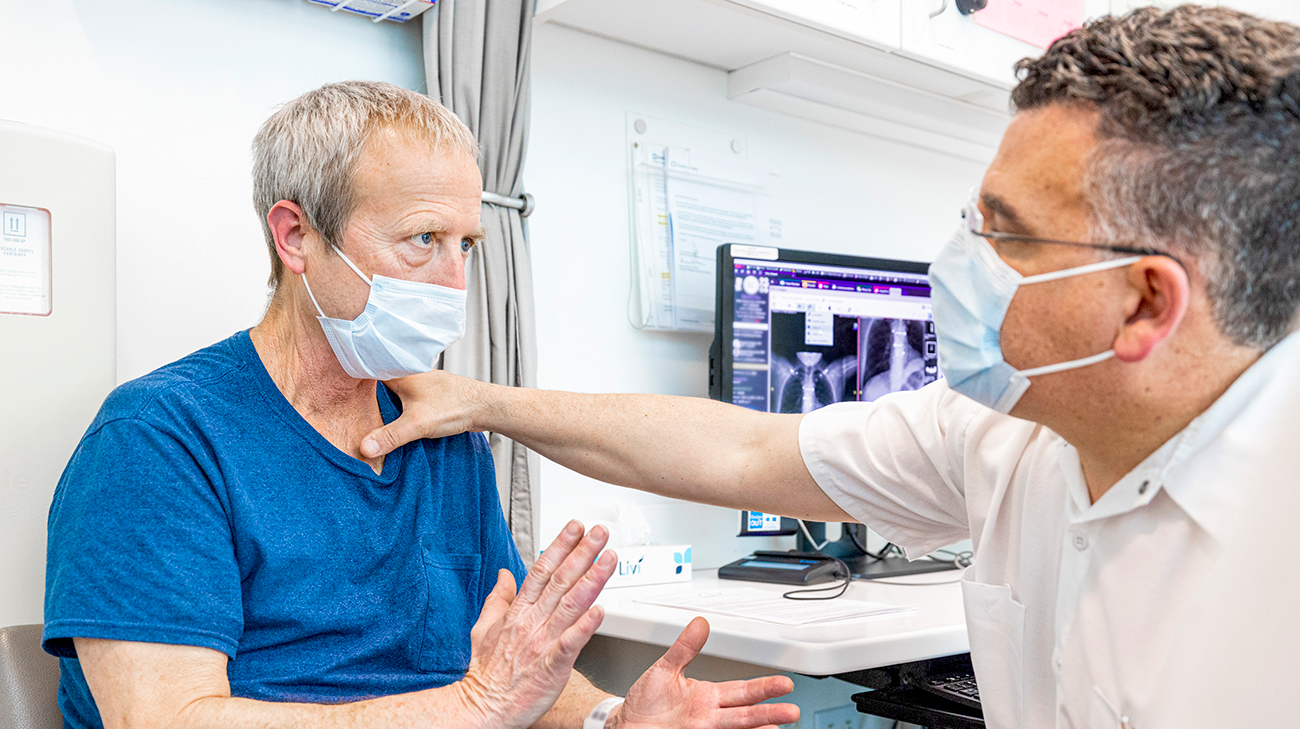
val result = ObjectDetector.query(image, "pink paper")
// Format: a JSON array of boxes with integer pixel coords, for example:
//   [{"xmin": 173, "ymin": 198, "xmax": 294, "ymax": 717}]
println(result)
[{"xmin": 974, "ymin": 0, "xmax": 1084, "ymax": 50}]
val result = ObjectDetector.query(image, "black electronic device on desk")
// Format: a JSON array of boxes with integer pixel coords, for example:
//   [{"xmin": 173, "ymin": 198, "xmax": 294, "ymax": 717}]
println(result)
[
  {"xmin": 718, "ymin": 550, "xmax": 845, "ymax": 585},
  {"xmin": 844, "ymin": 542, "xmax": 963, "ymax": 581},
  {"xmin": 710, "ymin": 244, "xmax": 961, "ymax": 581}
]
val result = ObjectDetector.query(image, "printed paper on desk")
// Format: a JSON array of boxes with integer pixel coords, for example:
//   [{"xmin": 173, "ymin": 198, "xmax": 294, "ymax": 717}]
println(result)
[
  {"xmin": 974, "ymin": 0, "xmax": 1084, "ymax": 50},
  {"xmin": 636, "ymin": 587, "xmax": 913, "ymax": 626}
]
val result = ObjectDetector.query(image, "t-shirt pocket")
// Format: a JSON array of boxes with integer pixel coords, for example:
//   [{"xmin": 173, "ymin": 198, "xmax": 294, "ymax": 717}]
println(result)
[{"xmin": 418, "ymin": 550, "xmax": 482, "ymax": 674}]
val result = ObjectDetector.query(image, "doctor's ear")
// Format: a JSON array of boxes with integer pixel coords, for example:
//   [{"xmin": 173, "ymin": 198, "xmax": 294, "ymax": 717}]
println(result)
[
  {"xmin": 1113, "ymin": 256, "xmax": 1191, "ymax": 363},
  {"xmin": 267, "ymin": 200, "xmax": 315, "ymax": 277}
]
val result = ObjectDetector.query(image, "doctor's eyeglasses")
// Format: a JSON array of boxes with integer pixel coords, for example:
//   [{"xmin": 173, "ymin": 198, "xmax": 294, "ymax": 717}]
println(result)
[{"xmin": 962, "ymin": 195, "xmax": 1185, "ymax": 267}]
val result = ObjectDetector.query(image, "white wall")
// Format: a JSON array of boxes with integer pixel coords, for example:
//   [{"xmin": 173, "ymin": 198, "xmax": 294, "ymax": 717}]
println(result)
[
  {"xmin": 0, "ymin": 0, "xmax": 425, "ymax": 384},
  {"xmin": 526, "ymin": 23, "xmax": 984, "ymax": 569}
]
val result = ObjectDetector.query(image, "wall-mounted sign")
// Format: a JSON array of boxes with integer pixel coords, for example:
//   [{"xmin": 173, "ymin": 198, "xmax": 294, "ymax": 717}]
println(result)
[{"xmin": 0, "ymin": 203, "xmax": 52, "ymax": 317}]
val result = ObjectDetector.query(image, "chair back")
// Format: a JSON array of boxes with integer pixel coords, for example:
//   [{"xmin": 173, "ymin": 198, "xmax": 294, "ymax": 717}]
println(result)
[{"xmin": 0, "ymin": 624, "xmax": 62, "ymax": 729}]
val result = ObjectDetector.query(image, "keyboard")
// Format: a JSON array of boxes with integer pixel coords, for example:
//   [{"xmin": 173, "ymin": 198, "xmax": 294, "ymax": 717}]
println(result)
[{"xmin": 918, "ymin": 669, "xmax": 981, "ymax": 710}]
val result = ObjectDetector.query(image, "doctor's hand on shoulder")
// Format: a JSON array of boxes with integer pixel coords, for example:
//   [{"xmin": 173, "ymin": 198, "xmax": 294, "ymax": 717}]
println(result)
[{"xmin": 362, "ymin": 370, "xmax": 493, "ymax": 456}]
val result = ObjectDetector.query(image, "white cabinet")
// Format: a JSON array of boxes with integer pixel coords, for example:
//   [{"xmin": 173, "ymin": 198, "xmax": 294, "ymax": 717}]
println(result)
[{"xmin": 900, "ymin": 0, "xmax": 1109, "ymax": 90}]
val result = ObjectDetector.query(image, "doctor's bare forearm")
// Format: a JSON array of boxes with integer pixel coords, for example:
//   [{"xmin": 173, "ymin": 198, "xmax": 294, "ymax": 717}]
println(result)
[{"xmin": 480, "ymin": 386, "xmax": 852, "ymax": 522}]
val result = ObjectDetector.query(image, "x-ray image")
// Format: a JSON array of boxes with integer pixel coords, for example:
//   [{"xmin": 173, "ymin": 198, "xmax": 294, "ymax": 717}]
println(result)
[
  {"xmin": 769, "ymin": 312, "xmax": 857, "ymax": 413},
  {"xmin": 858, "ymin": 318, "xmax": 928, "ymax": 402}
]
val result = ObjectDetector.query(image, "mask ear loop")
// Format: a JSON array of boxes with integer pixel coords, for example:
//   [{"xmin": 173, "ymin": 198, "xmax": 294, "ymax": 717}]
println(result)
[
  {"xmin": 1019, "ymin": 349, "xmax": 1116, "ymax": 378},
  {"xmin": 331, "ymin": 245, "xmax": 373, "ymax": 285},
  {"xmin": 1010, "ymin": 256, "xmax": 1141, "ymax": 379},
  {"xmin": 302, "ymin": 245, "xmax": 373, "ymax": 319},
  {"xmin": 1019, "ymin": 255, "xmax": 1142, "ymax": 285},
  {"xmin": 302, "ymin": 274, "xmax": 327, "ymax": 318}
]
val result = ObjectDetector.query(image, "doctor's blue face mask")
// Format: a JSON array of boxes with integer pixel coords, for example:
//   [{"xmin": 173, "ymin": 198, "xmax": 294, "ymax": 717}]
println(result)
[{"xmin": 927, "ymin": 192, "xmax": 1144, "ymax": 414}]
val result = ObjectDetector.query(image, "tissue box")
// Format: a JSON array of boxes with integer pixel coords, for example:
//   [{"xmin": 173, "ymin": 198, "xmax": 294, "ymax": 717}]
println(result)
[{"xmin": 604, "ymin": 545, "xmax": 692, "ymax": 588}]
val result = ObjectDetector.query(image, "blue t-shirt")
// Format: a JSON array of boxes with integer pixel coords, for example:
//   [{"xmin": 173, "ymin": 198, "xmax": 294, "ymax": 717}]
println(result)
[{"xmin": 43, "ymin": 331, "xmax": 526, "ymax": 729}]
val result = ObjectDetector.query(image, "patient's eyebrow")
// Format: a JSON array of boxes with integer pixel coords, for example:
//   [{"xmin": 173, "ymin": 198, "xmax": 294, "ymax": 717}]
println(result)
[
  {"xmin": 406, "ymin": 220, "xmax": 486, "ymax": 243},
  {"xmin": 980, "ymin": 193, "xmax": 1033, "ymax": 235}
]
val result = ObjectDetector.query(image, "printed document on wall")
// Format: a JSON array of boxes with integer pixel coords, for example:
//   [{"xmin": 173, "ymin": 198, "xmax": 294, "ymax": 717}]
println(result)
[{"xmin": 629, "ymin": 146, "xmax": 781, "ymax": 331}]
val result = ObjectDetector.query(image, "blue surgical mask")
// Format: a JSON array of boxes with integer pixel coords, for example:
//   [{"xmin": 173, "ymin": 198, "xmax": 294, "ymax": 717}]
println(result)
[
  {"xmin": 928, "ymin": 200, "xmax": 1140, "ymax": 413},
  {"xmin": 302, "ymin": 246, "xmax": 466, "ymax": 381}
]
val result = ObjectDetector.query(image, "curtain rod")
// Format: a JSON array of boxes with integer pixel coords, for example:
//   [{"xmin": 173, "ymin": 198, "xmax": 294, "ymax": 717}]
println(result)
[{"xmin": 481, "ymin": 191, "xmax": 535, "ymax": 217}]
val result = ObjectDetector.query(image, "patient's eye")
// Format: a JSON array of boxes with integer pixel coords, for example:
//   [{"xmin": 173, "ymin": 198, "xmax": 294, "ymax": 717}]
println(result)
[
  {"xmin": 412, "ymin": 232, "xmax": 434, "ymax": 247},
  {"xmin": 461, "ymin": 237, "xmax": 476, "ymax": 253}
]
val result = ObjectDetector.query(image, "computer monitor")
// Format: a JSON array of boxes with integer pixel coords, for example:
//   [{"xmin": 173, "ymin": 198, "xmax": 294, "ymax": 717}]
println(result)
[{"xmin": 708, "ymin": 243, "xmax": 939, "ymax": 542}]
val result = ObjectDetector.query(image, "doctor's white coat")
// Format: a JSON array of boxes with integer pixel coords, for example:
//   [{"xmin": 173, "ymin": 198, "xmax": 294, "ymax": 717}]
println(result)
[{"xmin": 799, "ymin": 332, "xmax": 1299, "ymax": 729}]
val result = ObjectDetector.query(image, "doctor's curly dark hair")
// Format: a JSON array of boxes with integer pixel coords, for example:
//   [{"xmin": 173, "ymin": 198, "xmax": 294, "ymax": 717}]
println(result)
[{"xmin": 1011, "ymin": 5, "xmax": 1300, "ymax": 349}]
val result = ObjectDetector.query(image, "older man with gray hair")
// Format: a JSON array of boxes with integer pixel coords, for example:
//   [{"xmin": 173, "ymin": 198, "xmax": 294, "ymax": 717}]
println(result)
[{"xmin": 41, "ymin": 81, "xmax": 799, "ymax": 729}]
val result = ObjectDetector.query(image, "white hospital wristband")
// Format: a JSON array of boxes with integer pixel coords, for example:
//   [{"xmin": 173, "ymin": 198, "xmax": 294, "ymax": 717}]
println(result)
[{"xmin": 584, "ymin": 697, "xmax": 625, "ymax": 729}]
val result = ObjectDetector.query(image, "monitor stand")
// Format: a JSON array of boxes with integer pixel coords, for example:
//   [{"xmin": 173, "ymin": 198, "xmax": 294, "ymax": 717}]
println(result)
[
  {"xmin": 842, "ymin": 554, "xmax": 959, "ymax": 581},
  {"xmin": 796, "ymin": 524, "xmax": 962, "ymax": 580}
]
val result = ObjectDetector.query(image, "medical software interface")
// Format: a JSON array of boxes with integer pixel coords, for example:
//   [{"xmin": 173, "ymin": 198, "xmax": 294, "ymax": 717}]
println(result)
[{"xmin": 729, "ymin": 258, "xmax": 940, "ymax": 415}]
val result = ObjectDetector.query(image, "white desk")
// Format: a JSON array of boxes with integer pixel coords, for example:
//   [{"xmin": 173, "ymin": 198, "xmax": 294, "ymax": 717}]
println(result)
[{"xmin": 593, "ymin": 568, "xmax": 969, "ymax": 676}]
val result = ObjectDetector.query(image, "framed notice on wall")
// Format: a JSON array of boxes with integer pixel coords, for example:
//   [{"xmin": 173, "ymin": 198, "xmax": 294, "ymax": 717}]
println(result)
[{"xmin": 0, "ymin": 203, "xmax": 52, "ymax": 317}]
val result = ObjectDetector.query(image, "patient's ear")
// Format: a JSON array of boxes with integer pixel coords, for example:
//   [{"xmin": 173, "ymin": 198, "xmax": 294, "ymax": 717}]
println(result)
[
  {"xmin": 1113, "ymin": 256, "xmax": 1190, "ymax": 362},
  {"xmin": 267, "ymin": 201, "xmax": 313, "ymax": 276}
]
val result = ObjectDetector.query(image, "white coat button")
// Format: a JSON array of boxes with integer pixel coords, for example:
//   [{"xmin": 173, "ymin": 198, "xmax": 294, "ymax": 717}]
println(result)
[
  {"xmin": 1138, "ymin": 480, "xmax": 1150, "ymax": 495},
  {"xmin": 1073, "ymin": 534, "xmax": 1089, "ymax": 550}
]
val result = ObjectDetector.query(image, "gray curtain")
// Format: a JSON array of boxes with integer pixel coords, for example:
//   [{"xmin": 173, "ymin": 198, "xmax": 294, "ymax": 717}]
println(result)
[{"xmin": 424, "ymin": 0, "xmax": 539, "ymax": 564}]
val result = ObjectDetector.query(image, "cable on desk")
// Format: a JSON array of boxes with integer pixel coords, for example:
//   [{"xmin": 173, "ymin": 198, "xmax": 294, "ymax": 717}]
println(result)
[
  {"xmin": 929, "ymin": 549, "xmax": 974, "ymax": 568},
  {"xmin": 781, "ymin": 556, "xmax": 851, "ymax": 600}
]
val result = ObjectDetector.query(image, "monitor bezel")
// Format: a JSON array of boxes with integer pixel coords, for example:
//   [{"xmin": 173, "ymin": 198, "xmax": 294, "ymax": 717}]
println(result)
[{"xmin": 708, "ymin": 243, "xmax": 932, "ymax": 405}]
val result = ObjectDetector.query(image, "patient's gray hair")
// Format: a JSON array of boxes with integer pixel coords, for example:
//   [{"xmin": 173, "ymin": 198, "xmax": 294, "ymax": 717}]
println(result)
[
  {"xmin": 1012, "ymin": 6, "xmax": 1300, "ymax": 349},
  {"xmin": 252, "ymin": 80, "xmax": 478, "ymax": 289}
]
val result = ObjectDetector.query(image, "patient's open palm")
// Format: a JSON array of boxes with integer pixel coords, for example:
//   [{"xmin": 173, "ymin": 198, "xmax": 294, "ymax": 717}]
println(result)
[{"xmin": 614, "ymin": 617, "xmax": 799, "ymax": 729}]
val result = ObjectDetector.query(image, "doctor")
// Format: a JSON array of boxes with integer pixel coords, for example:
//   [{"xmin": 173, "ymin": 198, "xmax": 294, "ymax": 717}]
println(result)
[{"xmin": 360, "ymin": 6, "xmax": 1300, "ymax": 728}]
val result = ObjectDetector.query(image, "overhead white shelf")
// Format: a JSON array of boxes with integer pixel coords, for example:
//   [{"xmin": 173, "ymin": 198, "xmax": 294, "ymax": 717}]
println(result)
[
  {"xmin": 729, "ymin": 53, "xmax": 1009, "ymax": 162},
  {"xmin": 535, "ymin": 0, "xmax": 1108, "ymax": 162}
]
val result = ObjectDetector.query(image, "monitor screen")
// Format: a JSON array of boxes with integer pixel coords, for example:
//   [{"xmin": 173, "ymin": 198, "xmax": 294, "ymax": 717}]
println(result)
[
  {"xmin": 710, "ymin": 245, "xmax": 939, "ymax": 412},
  {"xmin": 708, "ymin": 244, "xmax": 939, "ymax": 537}
]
